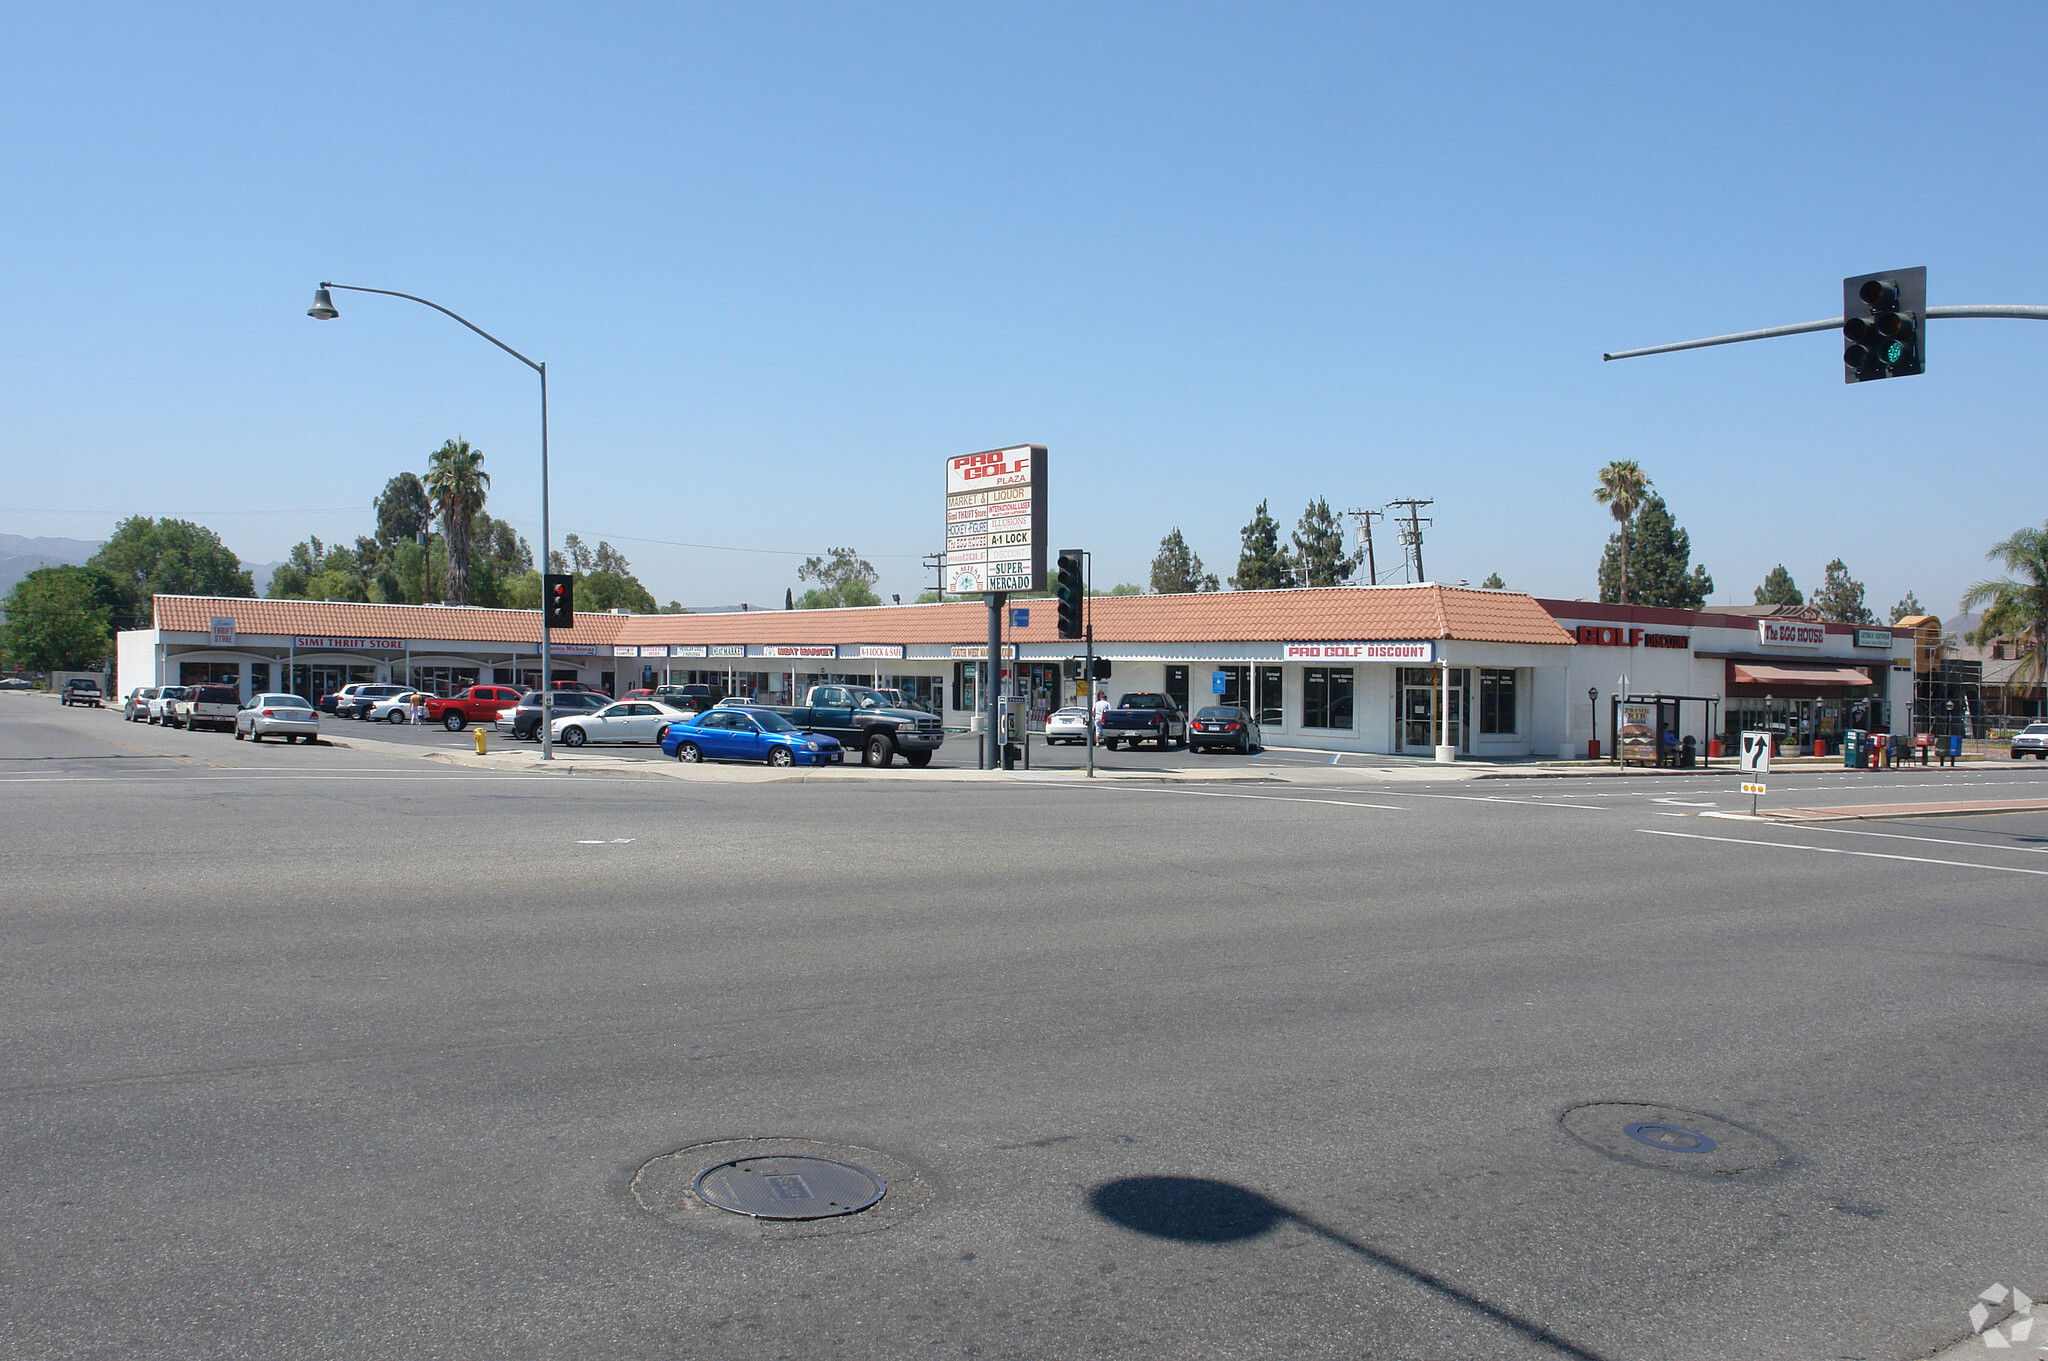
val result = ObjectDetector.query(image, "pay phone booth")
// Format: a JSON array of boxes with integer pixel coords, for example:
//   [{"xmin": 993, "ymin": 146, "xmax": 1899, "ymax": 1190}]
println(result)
[
  {"xmin": 996, "ymin": 694, "xmax": 1026, "ymax": 770},
  {"xmin": 1610, "ymin": 693, "xmax": 1721, "ymax": 769}
]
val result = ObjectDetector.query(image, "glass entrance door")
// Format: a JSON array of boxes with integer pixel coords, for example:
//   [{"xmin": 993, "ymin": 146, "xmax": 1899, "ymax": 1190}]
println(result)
[{"xmin": 1398, "ymin": 668, "xmax": 1470, "ymax": 753}]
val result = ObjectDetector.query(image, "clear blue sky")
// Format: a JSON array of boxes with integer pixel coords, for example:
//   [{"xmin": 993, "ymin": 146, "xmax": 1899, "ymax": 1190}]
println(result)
[{"xmin": 4, "ymin": 4, "xmax": 2043, "ymax": 616}]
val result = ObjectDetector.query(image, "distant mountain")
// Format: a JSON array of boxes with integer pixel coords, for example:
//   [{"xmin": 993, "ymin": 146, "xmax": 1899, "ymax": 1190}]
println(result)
[
  {"xmin": 0, "ymin": 534, "xmax": 102, "ymax": 598},
  {"xmin": 0, "ymin": 533, "xmax": 279, "ymax": 600}
]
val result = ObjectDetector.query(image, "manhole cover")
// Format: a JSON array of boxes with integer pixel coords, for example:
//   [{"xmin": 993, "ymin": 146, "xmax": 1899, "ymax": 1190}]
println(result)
[
  {"xmin": 694, "ymin": 1156, "xmax": 886, "ymax": 1220},
  {"xmin": 632, "ymin": 1138, "xmax": 933, "ymax": 1238},
  {"xmin": 1561, "ymin": 1102, "xmax": 1786, "ymax": 1175}
]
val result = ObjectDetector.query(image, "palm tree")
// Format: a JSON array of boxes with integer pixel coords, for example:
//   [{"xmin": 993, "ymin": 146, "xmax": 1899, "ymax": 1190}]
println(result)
[
  {"xmin": 424, "ymin": 438, "xmax": 489, "ymax": 605},
  {"xmin": 1592, "ymin": 460, "xmax": 1651, "ymax": 604},
  {"xmin": 1961, "ymin": 520, "xmax": 2048, "ymax": 702}
]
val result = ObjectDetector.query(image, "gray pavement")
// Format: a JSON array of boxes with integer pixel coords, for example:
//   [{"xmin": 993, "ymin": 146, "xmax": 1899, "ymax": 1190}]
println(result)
[{"xmin": 4, "ymin": 693, "xmax": 2046, "ymax": 1359}]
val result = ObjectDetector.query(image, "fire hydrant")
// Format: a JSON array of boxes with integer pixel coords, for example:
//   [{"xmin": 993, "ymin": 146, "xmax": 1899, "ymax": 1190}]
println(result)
[{"xmin": 474, "ymin": 726, "xmax": 487, "ymax": 755}]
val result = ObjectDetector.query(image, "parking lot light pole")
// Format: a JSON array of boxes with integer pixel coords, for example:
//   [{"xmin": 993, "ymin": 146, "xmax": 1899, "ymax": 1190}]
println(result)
[{"xmin": 307, "ymin": 283, "xmax": 557, "ymax": 759}]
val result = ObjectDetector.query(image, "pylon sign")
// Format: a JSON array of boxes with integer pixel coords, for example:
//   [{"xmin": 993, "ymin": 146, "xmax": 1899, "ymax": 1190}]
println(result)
[{"xmin": 945, "ymin": 445, "xmax": 1046, "ymax": 594}]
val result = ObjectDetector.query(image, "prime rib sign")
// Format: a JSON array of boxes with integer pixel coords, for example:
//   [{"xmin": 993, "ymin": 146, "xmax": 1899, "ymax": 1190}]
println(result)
[{"xmin": 944, "ymin": 444, "xmax": 1046, "ymax": 595}]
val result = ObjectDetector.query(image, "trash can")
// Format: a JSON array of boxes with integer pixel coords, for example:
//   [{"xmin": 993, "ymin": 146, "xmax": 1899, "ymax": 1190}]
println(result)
[{"xmin": 1842, "ymin": 729, "xmax": 1865, "ymax": 769}]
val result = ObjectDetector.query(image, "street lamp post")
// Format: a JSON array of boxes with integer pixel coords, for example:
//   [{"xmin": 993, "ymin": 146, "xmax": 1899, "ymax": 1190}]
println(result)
[{"xmin": 307, "ymin": 284, "xmax": 557, "ymax": 759}]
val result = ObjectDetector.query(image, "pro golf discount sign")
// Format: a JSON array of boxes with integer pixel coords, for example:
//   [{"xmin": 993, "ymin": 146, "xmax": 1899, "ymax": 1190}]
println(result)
[{"xmin": 945, "ymin": 444, "xmax": 1046, "ymax": 595}]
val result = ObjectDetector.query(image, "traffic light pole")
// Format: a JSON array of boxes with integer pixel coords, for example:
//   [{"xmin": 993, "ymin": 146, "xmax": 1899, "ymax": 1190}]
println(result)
[
  {"xmin": 1603, "ymin": 305, "xmax": 2048, "ymax": 363},
  {"xmin": 1085, "ymin": 549, "xmax": 1095, "ymax": 780},
  {"xmin": 984, "ymin": 591, "xmax": 1007, "ymax": 771}
]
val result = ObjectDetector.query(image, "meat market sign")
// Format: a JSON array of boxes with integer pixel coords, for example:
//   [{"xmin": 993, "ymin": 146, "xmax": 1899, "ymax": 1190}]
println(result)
[
  {"xmin": 1282, "ymin": 641, "xmax": 1435, "ymax": 662},
  {"xmin": 1758, "ymin": 620, "xmax": 1825, "ymax": 649},
  {"xmin": 944, "ymin": 444, "xmax": 1046, "ymax": 595}
]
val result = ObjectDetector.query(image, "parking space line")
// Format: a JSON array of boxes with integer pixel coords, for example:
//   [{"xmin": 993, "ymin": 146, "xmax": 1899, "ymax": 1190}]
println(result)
[{"xmin": 1640, "ymin": 828, "xmax": 2048, "ymax": 876}]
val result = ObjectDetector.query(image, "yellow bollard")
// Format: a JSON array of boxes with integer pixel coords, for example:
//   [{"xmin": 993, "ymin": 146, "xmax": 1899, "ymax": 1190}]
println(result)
[{"xmin": 474, "ymin": 726, "xmax": 487, "ymax": 755}]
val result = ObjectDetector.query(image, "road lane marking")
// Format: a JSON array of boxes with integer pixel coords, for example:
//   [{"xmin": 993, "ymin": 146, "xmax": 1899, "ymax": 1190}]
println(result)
[
  {"xmin": 1639, "ymin": 828, "xmax": 2048, "ymax": 876},
  {"xmin": 1120, "ymin": 787, "xmax": 1403, "ymax": 811},
  {"xmin": 1785, "ymin": 824, "xmax": 2048, "ymax": 855}
]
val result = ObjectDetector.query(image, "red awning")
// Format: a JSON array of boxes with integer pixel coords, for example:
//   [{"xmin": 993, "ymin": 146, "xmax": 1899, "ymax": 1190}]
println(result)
[{"xmin": 1732, "ymin": 663, "xmax": 1874, "ymax": 686}]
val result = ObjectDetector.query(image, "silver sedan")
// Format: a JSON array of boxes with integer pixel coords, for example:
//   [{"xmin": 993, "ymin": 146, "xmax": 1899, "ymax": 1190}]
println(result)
[
  {"xmin": 235, "ymin": 694, "xmax": 321, "ymax": 744},
  {"xmin": 551, "ymin": 700, "xmax": 689, "ymax": 747}
]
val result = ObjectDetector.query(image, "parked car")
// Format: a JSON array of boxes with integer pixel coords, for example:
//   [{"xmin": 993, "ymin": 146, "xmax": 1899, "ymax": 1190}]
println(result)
[
  {"xmin": 1188, "ymin": 705, "xmax": 1260, "ymax": 754},
  {"xmin": 317, "ymin": 684, "xmax": 366, "ymax": 714},
  {"xmin": 730, "ymin": 684, "xmax": 944, "ymax": 768},
  {"xmin": 550, "ymin": 679, "xmax": 605, "ymax": 694},
  {"xmin": 1044, "ymin": 706, "xmax": 1090, "ymax": 745},
  {"xmin": 61, "ymin": 678, "xmax": 104, "ymax": 707},
  {"xmin": 123, "ymin": 686, "xmax": 160, "ymax": 721},
  {"xmin": 0, "ymin": 676, "xmax": 34, "ymax": 691},
  {"xmin": 550, "ymin": 700, "xmax": 689, "ymax": 747},
  {"xmin": 653, "ymin": 683, "xmax": 723, "ymax": 713},
  {"xmin": 1099, "ymin": 693, "xmax": 1186, "ymax": 751},
  {"xmin": 2012, "ymin": 722, "xmax": 2048, "ymax": 760},
  {"xmin": 662, "ymin": 707, "xmax": 845, "ymax": 767},
  {"xmin": 423, "ymin": 684, "xmax": 524, "ymax": 731},
  {"xmin": 341, "ymin": 684, "xmax": 411, "ymax": 719},
  {"xmin": 149, "ymin": 686, "xmax": 192, "ymax": 725},
  {"xmin": 235, "ymin": 693, "xmax": 320, "ymax": 743},
  {"xmin": 502, "ymin": 689, "xmax": 609, "ymax": 741},
  {"xmin": 180, "ymin": 684, "xmax": 243, "ymax": 733},
  {"xmin": 363, "ymin": 692, "xmax": 428, "ymax": 724}
]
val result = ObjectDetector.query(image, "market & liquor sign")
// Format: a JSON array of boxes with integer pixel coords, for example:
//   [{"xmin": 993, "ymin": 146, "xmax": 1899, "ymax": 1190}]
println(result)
[{"xmin": 944, "ymin": 444, "xmax": 1046, "ymax": 595}]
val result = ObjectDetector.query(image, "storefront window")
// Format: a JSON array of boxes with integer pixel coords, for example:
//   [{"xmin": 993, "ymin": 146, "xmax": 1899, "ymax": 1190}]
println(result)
[
  {"xmin": 1479, "ymin": 669, "xmax": 1517, "ymax": 734},
  {"xmin": 953, "ymin": 661, "xmax": 985, "ymax": 712},
  {"xmin": 885, "ymin": 675, "xmax": 943, "ymax": 713},
  {"xmin": 248, "ymin": 663, "xmax": 268, "ymax": 696},
  {"xmin": 1302, "ymin": 667, "xmax": 1354, "ymax": 729},
  {"xmin": 1165, "ymin": 666, "xmax": 1190, "ymax": 714},
  {"xmin": 179, "ymin": 661, "xmax": 241, "ymax": 685}
]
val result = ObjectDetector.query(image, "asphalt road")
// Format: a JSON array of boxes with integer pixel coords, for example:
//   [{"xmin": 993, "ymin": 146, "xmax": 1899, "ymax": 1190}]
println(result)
[{"xmin": 4, "ymin": 695, "xmax": 2046, "ymax": 1359}]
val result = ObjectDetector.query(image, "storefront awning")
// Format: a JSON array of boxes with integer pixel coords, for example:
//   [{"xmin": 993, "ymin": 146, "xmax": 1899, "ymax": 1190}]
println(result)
[{"xmin": 1732, "ymin": 663, "xmax": 1874, "ymax": 686}]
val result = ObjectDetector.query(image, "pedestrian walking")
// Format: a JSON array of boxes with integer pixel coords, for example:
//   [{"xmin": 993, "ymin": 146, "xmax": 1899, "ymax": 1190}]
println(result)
[
  {"xmin": 410, "ymin": 691, "xmax": 425, "ymax": 725},
  {"xmin": 1093, "ymin": 691, "xmax": 1109, "ymax": 743}
]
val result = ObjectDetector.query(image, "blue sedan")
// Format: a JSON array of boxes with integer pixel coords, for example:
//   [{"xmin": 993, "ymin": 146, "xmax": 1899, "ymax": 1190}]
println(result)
[{"xmin": 660, "ymin": 706, "xmax": 845, "ymax": 767}]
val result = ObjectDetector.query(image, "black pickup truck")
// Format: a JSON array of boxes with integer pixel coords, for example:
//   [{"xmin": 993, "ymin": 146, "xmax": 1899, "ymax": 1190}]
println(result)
[
  {"xmin": 733, "ymin": 684, "xmax": 945, "ymax": 768},
  {"xmin": 1099, "ymin": 693, "xmax": 1186, "ymax": 750}
]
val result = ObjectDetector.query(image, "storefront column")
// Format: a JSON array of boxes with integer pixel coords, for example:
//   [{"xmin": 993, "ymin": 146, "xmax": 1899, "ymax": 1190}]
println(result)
[{"xmin": 1436, "ymin": 659, "xmax": 1455, "ymax": 763}]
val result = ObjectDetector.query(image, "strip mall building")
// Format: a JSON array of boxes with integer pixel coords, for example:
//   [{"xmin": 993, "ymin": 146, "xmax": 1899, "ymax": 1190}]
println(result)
[{"xmin": 119, "ymin": 588, "xmax": 1913, "ymax": 759}]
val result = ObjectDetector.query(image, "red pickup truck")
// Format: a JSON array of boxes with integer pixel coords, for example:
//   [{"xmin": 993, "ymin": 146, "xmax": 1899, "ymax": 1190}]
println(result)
[{"xmin": 423, "ymin": 685, "xmax": 524, "ymax": 731}]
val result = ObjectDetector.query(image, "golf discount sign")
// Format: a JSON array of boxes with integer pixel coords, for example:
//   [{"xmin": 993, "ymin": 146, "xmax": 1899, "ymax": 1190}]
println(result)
[{"xmin": 945, "ymin": 444, "xmax": 1046, "ymax": 595}]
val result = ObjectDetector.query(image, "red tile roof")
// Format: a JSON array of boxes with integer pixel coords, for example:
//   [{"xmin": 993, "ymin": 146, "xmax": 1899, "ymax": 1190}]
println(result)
[{"xmin": 154, "ymin": 584, "xmax": 1572, "ymax": 648}]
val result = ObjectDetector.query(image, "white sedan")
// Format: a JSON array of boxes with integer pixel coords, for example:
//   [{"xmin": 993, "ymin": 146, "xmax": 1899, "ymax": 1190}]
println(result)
[
  {"xmin": 365, "ymin": 692, "xmax": 425, "ymax": 724},
  {"xmin": 1044, "ymin": 706, "xmax": 1091, "ymax": 744},
  {"xmin": 551, "ymin": 700, "xmax": 689, "ymax": 747},
  {"xmin": 235, "ymin": 693, "xmax": 320, "ymax": 744}
]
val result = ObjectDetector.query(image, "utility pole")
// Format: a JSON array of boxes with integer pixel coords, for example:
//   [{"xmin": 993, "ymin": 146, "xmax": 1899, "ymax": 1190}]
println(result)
[
  {"xmin": 923, "ymin": 551, "xmax": 945, "ymax": 599},
  {"xmin": 1344, "ymin": 508, "xmax": 1383, "ymax": 585},
  {"xmin": 1385, "ymin": 499, "xmax": 1433, "ymax": 583}
]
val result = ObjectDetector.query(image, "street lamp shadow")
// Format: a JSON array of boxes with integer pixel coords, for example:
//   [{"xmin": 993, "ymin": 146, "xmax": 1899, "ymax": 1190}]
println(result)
[{"xmin": 1088, "ymin": 1175, "xmax": 1610, "ymax": 1361}]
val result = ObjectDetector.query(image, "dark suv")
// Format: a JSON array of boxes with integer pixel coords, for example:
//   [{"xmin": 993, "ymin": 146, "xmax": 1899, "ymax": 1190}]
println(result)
[{"xmin": 504, "ymin": 689, "xmax": 610, "ymax": 741}]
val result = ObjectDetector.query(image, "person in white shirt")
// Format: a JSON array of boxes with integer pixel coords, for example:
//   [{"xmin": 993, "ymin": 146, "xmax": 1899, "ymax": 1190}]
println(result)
[{"xmin": 1093, "ymin": 692, "xmax": 1110, "ymax": 742}]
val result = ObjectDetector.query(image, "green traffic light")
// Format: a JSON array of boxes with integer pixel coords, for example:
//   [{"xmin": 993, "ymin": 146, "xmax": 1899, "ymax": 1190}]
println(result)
[{"xmin": 1884, "ymin": 340, "xmax": 1904, "ymax": 364}]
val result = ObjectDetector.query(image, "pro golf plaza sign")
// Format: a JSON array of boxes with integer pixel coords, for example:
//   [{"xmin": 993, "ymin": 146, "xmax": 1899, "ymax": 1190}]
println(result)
[{"xmin": 944, "ymin": 444, "xmax": 1046, "ymax": 595}]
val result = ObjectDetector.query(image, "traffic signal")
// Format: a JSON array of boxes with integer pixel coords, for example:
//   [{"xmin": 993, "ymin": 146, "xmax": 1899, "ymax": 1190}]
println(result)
[
  {"xmin": 1843, "ymin": 267, "xmax": 1925, "ymax": 382},
  {"xmin": 544, "ymin": 573, "xmax": 574, "ymax": 629},
  {"xmin": 1090, "ymin": 657, "xmax": 1112, "ymax": 680},
  {"xmin": 1062, "ymin": 657, "xmax": 1083, "ymax": 680},
  {"xmin": 1056, "ymin": 549, "xmax": 1085, "ymax": 640}
]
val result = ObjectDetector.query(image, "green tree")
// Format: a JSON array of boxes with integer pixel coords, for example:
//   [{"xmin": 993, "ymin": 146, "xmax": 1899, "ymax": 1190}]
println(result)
[
  {"xmin": 1960, "ymin": 520, "xmax": 2048, "ymax": 700},
  {"xmin": 1889, "ymin": 590, "xmax": 1925, "ymax": 624},
  {"xmin": 1597, "ymin": 494, "xmax": 1711, "ymax": 609},
  {"xmin": 269, "ymin": 535, "xmax": 373, "ymax": 602},
  {"xmin": 1754, "ymin": 564, "xmax": 1803, "ymax": 606},
  {"xmin": 1812, "ymin": 558, "xmax": 1875, "ymax": 625},
  {"xmin": 794, "ymin": 547, "xmax": 881, "ymax": 609},
  {"xmin": 579, "ymin": 570, "xmax": 657, "ymax": 613},
  {"xmin": 374, "ymin": 472, "xmax": 432, "ymax": 548},
  {"xmin": 1292, "ymin": 498, "xmax": 1361, "ymax": 587},
  {"xmin": 1150, "ymin": 528, "xmax": 1219, "ymax": 594},
  {"xmin": 425, "ymin": 438, "xmax": 489, "ymax": 605},
  {"xmin": 1480, "ymin": 572, "xmax": 1506, "ymax": 590},
  {"xmin": 1106, "ymin": 582, "xmax": 1144, "ymax": 596},
  {"xmin": 88, "ymin": 516, "xmax": 253, "ymax": 626},
  {"xmin": 1, "ymin": 566, "xmax": 113, "ymax": 671},
  {"xmin": 1231, "ymin": 500, "xmax": 1294, "ymax": 590},
  {"xmin": 1592, "ymin": 460, "xmax": 1651, "ymax": 603}
]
